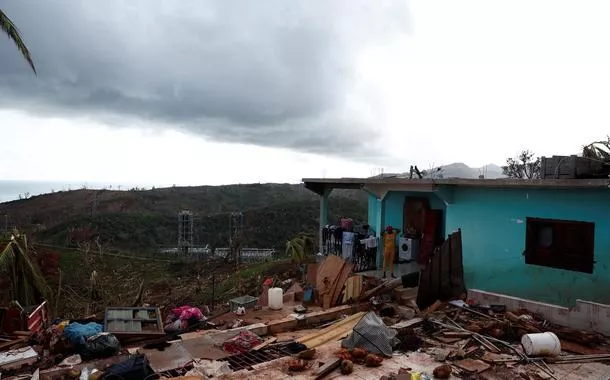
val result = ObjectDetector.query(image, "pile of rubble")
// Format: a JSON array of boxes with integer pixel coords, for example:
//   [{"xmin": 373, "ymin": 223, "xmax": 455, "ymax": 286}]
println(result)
[{"xmin": 1, "ymin": 255, "xmax": 610, "ymax": 379}]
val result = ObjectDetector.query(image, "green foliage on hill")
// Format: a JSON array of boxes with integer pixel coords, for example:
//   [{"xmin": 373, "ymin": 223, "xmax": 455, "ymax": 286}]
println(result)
[{"xmin": 0, "ymin": 184, "xmax": 367, "ymax": 251}]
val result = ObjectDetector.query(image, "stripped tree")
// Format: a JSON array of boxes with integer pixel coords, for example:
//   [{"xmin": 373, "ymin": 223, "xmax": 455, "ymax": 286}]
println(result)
[{"xmin": 0, "ymin": 231, "xmax": 50, "ymax": 306}]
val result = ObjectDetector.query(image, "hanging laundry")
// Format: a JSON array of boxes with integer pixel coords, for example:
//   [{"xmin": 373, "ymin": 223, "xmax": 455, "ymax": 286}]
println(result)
[
  {"xmin": 360, "ymin": 236, "xmax": 378, "ymax": 249},
  {"xmin": 342, "ymin": 231, "xmax": 355, "ymax": 261}
]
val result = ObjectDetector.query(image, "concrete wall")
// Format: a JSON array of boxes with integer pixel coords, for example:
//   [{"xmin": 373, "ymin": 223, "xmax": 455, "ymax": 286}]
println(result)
[{"xmin": 445, "ymin": 187, "xmax": 610, "ymax": 307}]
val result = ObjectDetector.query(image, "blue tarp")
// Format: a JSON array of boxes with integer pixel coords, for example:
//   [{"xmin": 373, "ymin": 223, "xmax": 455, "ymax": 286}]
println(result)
[{"xmin": 63, "ymin": 322, "xmax": 103, "ymax": 346}]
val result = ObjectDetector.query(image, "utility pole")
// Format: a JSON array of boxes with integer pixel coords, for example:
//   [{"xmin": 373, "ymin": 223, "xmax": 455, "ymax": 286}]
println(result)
[
  {"xmin": 91, "ymin": 192, "xmax": 98, "ymax": 219},
  {"xmin": 230, "ymin": 212, "xmax": 243, "ymax": 293}
]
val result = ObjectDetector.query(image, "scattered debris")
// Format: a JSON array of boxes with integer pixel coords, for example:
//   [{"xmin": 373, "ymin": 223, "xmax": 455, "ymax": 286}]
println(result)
[
  {"xmin": 1, "ymin": 252, "xmax": 610, "ymax": 380},
  {"xmin": 340, "ymin": 358, "xmax": 354, "ymax": 374}
]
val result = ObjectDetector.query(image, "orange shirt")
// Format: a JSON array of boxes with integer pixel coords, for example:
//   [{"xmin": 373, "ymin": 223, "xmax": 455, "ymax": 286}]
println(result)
[{"xmin": 383, "ymin": 231, "xmax": 397, "ymax": 252}]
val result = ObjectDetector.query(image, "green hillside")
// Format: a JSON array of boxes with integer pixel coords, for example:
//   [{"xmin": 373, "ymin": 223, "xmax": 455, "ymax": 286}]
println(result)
[{"xmin": 0, "ymin": 183, "xmax": 367, "ymax": 252}]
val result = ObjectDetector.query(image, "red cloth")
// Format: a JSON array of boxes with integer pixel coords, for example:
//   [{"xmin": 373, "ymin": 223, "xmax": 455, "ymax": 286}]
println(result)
[{"xmin": 222, "ymin": 330, "xmax": 264, "ymax": 355}]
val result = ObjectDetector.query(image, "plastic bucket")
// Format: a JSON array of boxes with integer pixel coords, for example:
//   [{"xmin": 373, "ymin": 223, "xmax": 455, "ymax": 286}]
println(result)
[{"xmin": 521, "ymin": 332, "xmax": 561, "ymax": 356}]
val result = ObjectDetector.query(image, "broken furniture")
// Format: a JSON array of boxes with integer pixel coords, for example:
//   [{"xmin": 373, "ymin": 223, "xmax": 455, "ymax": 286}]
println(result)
[
  {"xmin": 0, "ymin": 300, "xmax": 49, "ymax": 335},
  {"xmin": 229, "ymin": 295, "xmax": 259, "ymax": 313},
  {"xmin": 104, "ymin": 307, "xmax": 164, "ymax": 338}
]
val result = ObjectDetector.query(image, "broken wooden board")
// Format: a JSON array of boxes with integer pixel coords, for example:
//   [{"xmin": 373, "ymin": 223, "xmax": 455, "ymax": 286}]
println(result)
[
  {"xmin": 560, "ymin": 339, "xmax": 610, "ymax": 355},
  {"xmin": 454, "ymin": 358, "xmax": 491, "ymax": 374},
  {"xmin": 427, "ymin": 347, "xmax": 452, "ymax": 362},
  {"xmin": 0, "ymin": 336, "xmax": 27, "ymax": 351},
  {"xmin": 434, "ymin": 336, "xmax": 465, "ymax": 344},
  {"xmin": 390, "ymin": 317, "xmax": 423, "ymax": 333},
  {"xmin": 480, "ymin": 352, "xmax": 520, "ymax": 364},
  {"xmin": 330, "ymin": 262, "xmax": 353, "ymax": 306},
  {"xmin": 297, "ymin": 312, "xmax": 366, "ymax": 349},
  {"xmin": 316, "ymin": 255, "xmax": 345, "ymax": 292},
  {"xmin": 442, "ymin": 331, "xmax": 472, "ymax": 338},
  {"xmin": 253, "ymin": 337, "xmax": 277, "ymax": 351},
  {"xmin": 342, "ymin": 275, "xmax": 363, "ymax": 303},
  {"xmin": 314, "ymin": 357, "xmax": 342, "ymax": 380}
]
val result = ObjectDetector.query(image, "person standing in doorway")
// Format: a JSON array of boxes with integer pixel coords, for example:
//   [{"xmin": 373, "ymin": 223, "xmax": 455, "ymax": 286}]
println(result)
[{"xmin": 382, "ymin": 226, "xmax": 400, "ymax": 278}]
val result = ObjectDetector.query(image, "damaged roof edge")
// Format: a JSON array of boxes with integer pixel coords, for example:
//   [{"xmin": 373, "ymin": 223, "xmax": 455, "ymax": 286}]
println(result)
[{"xmin": 302, "ymin": 177, "xmax": 610, "ymax": 194}]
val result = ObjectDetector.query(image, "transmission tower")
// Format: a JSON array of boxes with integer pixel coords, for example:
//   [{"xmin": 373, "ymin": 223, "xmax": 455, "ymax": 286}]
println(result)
[
  {"xmin": 178, "ymin": 210, "xmax": 194, "ymax": 255},
  {"xmin": 229, "ymin": 212, "xmax": 243, "ymax": 261}
]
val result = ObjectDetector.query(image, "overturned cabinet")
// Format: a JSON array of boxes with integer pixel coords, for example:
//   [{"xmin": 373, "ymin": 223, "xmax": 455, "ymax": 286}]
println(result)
[{"xmin": 104, "ymin": 307, "xmax": 165, "ymax": 338}]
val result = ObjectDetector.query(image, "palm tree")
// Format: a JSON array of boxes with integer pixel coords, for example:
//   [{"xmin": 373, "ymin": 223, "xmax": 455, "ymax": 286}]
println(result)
[
  {"xmin": 1, "ymin": 7, "xmax": 36, "ymax": 74},
  {"xmin": 285, "ymin": 233, "xmax": 314, "ymax": 264}
]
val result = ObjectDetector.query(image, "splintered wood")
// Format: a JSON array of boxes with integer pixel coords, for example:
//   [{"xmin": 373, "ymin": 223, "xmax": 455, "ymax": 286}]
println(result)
[
  {"xmin": 342, "ymin": 275, "xmax": 363, "ymax": 303},
  {"xmin": 316, "ymin": 255, "xmax": 353, "ymax": 308}
]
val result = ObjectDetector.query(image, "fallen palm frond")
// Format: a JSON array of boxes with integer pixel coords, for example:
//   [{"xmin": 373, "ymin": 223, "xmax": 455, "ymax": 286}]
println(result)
[
  {"xmin": 0, "ymin": 8, "xmax": 36, "ymax": 74},
  {"xmin": 0, "ymin": 232, "xmax": 51, "ymax": 306}
]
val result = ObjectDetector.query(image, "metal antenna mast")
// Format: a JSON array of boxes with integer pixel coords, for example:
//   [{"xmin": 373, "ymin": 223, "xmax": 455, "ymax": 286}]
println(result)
[{"xmin": 178, "ymin": 210, "xmax": 194, "ymax": 255}]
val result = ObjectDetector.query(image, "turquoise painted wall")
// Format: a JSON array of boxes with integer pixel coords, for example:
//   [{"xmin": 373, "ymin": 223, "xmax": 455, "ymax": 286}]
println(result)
[
  {"xmin": 367, "ymin": 195, "xmax": 379, "ymax": 233},
  {"xmin": 444, "ymin": 187, "xmax": 610, "ymax": 307}
]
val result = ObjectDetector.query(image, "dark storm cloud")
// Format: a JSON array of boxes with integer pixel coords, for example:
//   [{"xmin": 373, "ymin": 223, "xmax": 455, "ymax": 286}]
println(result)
[{"xmin": 0, "ymin": 0, "xmax": 410, "ymax": 156}]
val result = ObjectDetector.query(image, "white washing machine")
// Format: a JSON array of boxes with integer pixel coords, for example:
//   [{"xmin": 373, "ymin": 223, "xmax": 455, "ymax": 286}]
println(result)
[{"xmin": 398, "ymin": 237, "xmax": 419, "ymax": 262}]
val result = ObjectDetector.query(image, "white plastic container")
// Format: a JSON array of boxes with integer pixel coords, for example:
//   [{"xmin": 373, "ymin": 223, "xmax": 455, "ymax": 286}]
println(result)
[
  {"xmin": 268, "ymin": 287, "xmax": 284, "ymax": 310},
  {"xmin": 521, "ymin": 332, "xmax": 561, "ymax": 356}
]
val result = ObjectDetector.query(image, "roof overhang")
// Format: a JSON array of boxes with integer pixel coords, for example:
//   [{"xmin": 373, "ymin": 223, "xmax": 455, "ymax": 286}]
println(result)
[
  {"xmin": 302, "ymin": 177, "xmax": 437, "ymax": 197},
  {"xmin": 302, "ymin": 177, "xmax": 610, "ymax": 196}
]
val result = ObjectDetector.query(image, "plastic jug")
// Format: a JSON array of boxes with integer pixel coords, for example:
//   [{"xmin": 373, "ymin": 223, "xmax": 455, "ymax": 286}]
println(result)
[{"xmin": 268, "ymin": 287, "xmax": 284, "ymax": 310}]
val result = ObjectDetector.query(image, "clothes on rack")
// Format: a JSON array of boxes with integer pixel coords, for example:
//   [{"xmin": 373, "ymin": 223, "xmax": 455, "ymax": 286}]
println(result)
[
  {"xmin": 342, "ymin": 231, "xmax": 355, "ymax": 260},
  {"xmin": 359, "ymin": 236, "xmax": 378, "ymax": 249}
]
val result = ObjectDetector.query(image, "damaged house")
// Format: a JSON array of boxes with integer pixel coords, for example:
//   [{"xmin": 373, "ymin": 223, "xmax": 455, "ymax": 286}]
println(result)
[{"xmin": 303, "ymin": 177, "xmax": 610, "ymax": 333}]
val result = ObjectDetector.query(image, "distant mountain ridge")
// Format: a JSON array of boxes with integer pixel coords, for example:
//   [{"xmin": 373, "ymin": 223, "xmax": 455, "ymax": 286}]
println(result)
[
  {"xmin": 373, "ymin": 163, "xmax": 505, "ymax": 179},
  {"xmin": 432, "ymin": 163, "xmax": 505, "ymax": 179}
]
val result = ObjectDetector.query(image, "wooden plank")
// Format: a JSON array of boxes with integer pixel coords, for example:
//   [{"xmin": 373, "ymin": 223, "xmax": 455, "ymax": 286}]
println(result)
[
  {"xmin": 297, "ymin": 312, "xmax": 365, "ymax": 348},
  {"xmin": 266, "ymin": 304, "xmax": 367, "ymax": 334},
  {"xmin": 449, "ymin": 230, "xmax": 465, "ymax": 298},
  {"xmin": 0, "ymin": 337, "xmax": 26, "ymax": 351},
  {"xmin": 314, "ymin": 358, "xmax": 342, "ymax": 379},
  {"xmin": 390, "ymin": 317, "xmax": 424, "ymax": 333},
  {"xmin": 429, "ymin": 248, "xmax": 441, "ymax": 303},
  {"xmin": 330, "ymin": 263, "xmax": 353, "ymax": 306},
  {"xmin": 439, "ymin": 236, "xmax": 451, "ymax": 299},
  {"xmin": 316, "ymin": 255, "xmax": 345, "ymax": 291},
  {"xmin": 416, "ymin": 259, "xmax": 433, "ymax": 309},
  {"xmin": 454, "ymin": 358, "xmax": 491, "ymax": 374},
  {"xmin": 253, "ymin": 337, "xmax": 277, "ymax": 350},
  {"xmin": 560, "ymin": 340, "xmax": 610, "ymax": 355}
]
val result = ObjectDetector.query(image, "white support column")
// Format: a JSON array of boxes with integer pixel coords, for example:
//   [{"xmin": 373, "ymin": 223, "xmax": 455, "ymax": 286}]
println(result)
[
  {"xmin": 318, "ymin": 188, "xmax": 332, "ymax": 254},
  {"xmin": 375, "ymin": 196, "xmax": 386, "ymax": 269}
]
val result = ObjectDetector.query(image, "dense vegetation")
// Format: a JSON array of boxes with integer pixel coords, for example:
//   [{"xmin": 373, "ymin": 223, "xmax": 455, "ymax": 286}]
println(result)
[{"xmin": 0, "ymin": 184, "xmax": 367, "ymax": 252}]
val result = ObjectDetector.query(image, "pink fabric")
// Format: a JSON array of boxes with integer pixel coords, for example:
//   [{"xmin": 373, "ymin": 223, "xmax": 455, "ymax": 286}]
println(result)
[{"xmin": 172, "ymin": 306, "xmax": 204, "ymax": 321}]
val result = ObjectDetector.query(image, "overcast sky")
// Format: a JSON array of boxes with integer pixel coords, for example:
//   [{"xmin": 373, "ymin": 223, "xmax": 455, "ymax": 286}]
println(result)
[{"xmin": 1, "ymin": 0, "xmax": 609, "ymax": 185}]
